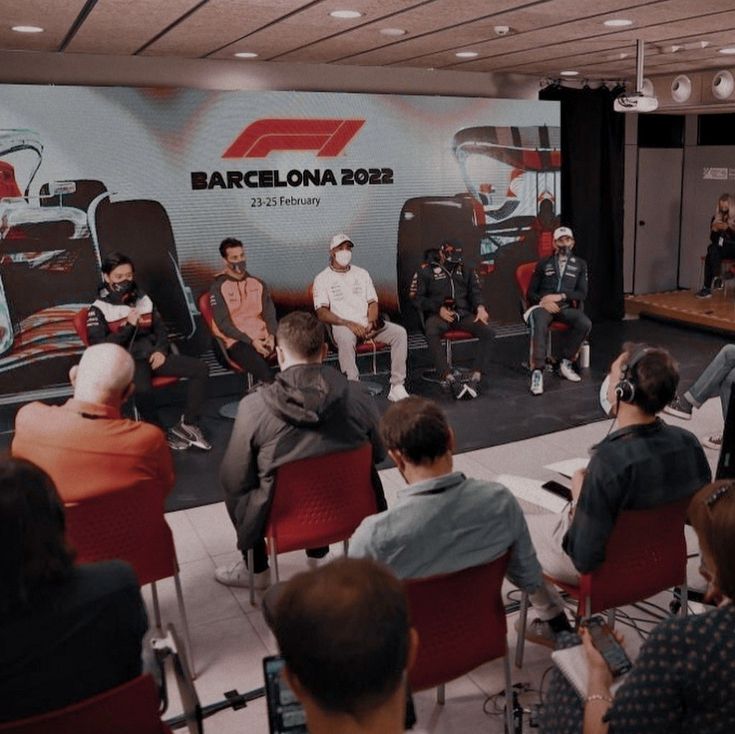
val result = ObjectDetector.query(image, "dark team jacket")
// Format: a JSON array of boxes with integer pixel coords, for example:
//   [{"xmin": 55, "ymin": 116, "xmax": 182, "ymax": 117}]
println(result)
[
  {"xmin": 87, "ymin": 289, "xmax": 169, "ymax": 361},
  {"xmin": 409, "ymin": 262, "xmax": 484, "ymax": 318},
  {"xmin": 527, "ymin": 254, "xmax": 588, "ymax": 307}
]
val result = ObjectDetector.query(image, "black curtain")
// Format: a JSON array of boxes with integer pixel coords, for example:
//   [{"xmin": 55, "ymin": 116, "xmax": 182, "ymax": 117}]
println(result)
[{"xmin": 539, "ymin": 85, "xmax": 626, "ymax": 322}]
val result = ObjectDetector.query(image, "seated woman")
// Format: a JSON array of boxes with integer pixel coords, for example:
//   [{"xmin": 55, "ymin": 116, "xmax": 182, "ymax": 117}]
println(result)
[
  {"xmin": 0, "ymin": 458, "xmax": 148, "ymax": 722},
  {"xmin": 87, "ymin": 252, "xmax": 210, "ymax": 451},
  {"xmin": 541, "ymin": 480, "xmax": 735, "ymax": 733}
]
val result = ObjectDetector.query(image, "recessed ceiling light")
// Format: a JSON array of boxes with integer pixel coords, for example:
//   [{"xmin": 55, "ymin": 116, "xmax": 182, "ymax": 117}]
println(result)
[
  {"xmin": 719, "ymin": 47, "xmax": 735, "ymax": 55},
  {"xmin": 330, "ymin": 10, "xmax": 362, "ymax": 19},
  {"xmin": 380, "ymin": 28, "xmax": 407, "ymax": 37},
  {"xmin": 603, "ymin": 18, "xmax": 633, "ymax": 27},
  {"xmin": 11, "ymin": 25, "xmax": 44, "ymax": 33},
  {"xmin": 455, "ymin": 51, "xmax": 479, "ymax": 58},
  {"xmin": 560, "ymin": 70, "xmax": 579, "ymax": 76},
  {"xmin": 234, "ymin": 52, "xmax": 258, "ymax": 58}
]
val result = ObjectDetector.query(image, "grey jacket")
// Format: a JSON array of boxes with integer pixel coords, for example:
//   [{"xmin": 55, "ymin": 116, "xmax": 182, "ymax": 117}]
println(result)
[{"xmin": 220, "ymin": 363, "xmax": 386, "ymax": 551}]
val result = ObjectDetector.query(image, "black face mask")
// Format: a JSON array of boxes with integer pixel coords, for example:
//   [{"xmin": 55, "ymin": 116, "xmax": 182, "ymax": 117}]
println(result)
[
  {"xmin": 441, "ymin": 246, "xmax": 463, "ymax": 268},
  {"xmin": 556, "ymin": 245, "xmax": 572, "ymax": 256},
  {"xmin": 111, "ymin": 279, "xmax": 136, "ymax": 296},
  {"xmin": 229, "ymin": 261, "xmax": 247, "ymax": 275}
]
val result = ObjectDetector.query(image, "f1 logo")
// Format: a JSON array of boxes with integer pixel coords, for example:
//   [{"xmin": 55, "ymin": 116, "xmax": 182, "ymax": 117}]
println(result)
[{"xmin": 223, "ymin": 118, "xmax": 365, "ymax": 158}]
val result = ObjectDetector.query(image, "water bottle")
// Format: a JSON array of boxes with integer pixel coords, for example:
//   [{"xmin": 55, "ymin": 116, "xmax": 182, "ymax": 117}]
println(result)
[{"xmin": 579, "ymin": 341, "xmax": 590, "ymax": 369}]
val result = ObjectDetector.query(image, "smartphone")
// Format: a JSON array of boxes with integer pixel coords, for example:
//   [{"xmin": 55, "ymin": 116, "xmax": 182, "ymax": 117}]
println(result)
[
  {"xmin": 263, "ymin": 656, "xmax": 308, "ymax": 734},
  {"xmin": 583, "ymin": 616, "xmax": 633, "ymax": 678},
  {"xmin": 541, "ymin": 480, "xmax": 573, "ymax": 502}
]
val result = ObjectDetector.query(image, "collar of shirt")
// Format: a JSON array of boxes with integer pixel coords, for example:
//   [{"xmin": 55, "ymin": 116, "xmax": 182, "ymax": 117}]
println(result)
[
  {"xmin": 591, "ymin": 417, "xmax": 663, "ymax": 453},
  {"xmin": 63, "ymin": 399, "xmax": 121, "ymax": 420},
  {"xmin": 398, "ymin": 471, "xmax": 467, "ymax": 499}
]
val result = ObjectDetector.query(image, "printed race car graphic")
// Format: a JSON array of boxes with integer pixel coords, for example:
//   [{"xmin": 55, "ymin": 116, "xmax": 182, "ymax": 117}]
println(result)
[
  {"xmin": 0, "ymin": 129, "xmax": 195, "ymax": 396},
  {"xmin": 397, "ymin": 125, "xmax": 561, "ymax": 326}
]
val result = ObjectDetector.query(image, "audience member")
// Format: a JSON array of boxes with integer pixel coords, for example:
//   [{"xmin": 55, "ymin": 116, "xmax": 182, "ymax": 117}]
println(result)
[
  {"xmin": 541, "ymin": 480, "xmax": 735, "ymax": 734},
  {"xmin": 349, "ymin": 396, "xmax": 572, "ymax": 642},
  {"xmin": 0, "ymin": 458, "xmax": 147, "ymax": 723},
  {"xmin": 525, "ymin": 226, "xmax": 590, "ymax": 396},
  {"xmin": 664, "ymin": 342, "xmax": 735, "ymax": 449},
  {"xmin": 313, "ymin": 233, "xmax": 409, "ymax": 402},
  {"xmin": 272, "ymin": 558, "xmax": 418, "ymax": 734},
  {"xmin": 12, "ymin": 343, "xmax": 174, "ymax": 502},
  {"xmin": 697, "ymin": 192, "xmax": 735, "ymax": 299},
  {"xmin": 87, "ymin": 251, "xmax": 210, "ymax": 451},
  {"xmin": 409, "ymin": 240, "xmax": 494, "ymax": 394},
  {"xmin": 525, "ymin": 344, "xmax": 711, "ymax": 640},
  {"xmin": 215, "ymin": 311, "xmax": 386, "ymax": 589},
  {"xmin": 208, "ymin": 236, "xmax": 277, "ymax": 385}
]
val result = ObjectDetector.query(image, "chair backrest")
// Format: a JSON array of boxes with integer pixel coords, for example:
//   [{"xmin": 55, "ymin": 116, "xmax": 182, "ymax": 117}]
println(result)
[
  {"xmin": 578, "ymin": 497, "xmax": 690, "ymax": 615},
  {"xmin": 514, "ymin": 261, "xmax": 537, "ymax": 308},
  {"xmin": 404, "ymin": 554, "xmax": 509, "ymax": 691},
  {"xmin": 197, "ymin": 290, "xmax": 245, "ymax": 374},
  {"xmin": 73, "ymin": 307, "xmax": 91, "ymax": 346},
  {"xmin": 0, "ymin": 675, "xmax": 171, "ymax": 734},
  {"xmin": 267, "ymin": 443, "xmax": 378, "ymax": 553},
  {"xmin": 65, "ymin": 483, "xmax": 176, "ymax": 587}
]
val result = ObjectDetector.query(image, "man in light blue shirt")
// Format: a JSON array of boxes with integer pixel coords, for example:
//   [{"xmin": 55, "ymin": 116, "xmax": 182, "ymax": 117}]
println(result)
[{"xmin": 349, "ymin": 396, "xmax": 571, "ymax": 644}]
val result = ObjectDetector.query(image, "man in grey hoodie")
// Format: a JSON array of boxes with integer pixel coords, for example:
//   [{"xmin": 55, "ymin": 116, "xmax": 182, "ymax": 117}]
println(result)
[{"xmin": 215, "ymin": 311, "xmax": 386, "ymax": 589}]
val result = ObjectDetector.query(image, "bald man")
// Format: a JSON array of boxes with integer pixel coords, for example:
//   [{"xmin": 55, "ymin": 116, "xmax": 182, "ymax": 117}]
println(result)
[{"xmin": 12, "ymin": 343, "xmax": 174, "ymax": 502}]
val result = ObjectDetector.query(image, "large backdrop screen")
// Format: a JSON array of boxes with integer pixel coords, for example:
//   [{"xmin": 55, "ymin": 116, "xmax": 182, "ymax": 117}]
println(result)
[{"xmin": 0, "ymin": 85, "xmax": 559, "ymax": 397}]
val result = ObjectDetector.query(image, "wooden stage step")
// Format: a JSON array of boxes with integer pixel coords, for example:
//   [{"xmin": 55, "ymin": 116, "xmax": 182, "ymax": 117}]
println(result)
[{"xmin": 625, "ymin": 289, "xmax": 735, "ymax": 337}]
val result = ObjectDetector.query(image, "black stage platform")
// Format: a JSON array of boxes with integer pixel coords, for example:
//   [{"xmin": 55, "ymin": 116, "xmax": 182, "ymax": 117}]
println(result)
[{"xmin": 0, "ymin": 316, "xmax": 728, "ymax": 512}]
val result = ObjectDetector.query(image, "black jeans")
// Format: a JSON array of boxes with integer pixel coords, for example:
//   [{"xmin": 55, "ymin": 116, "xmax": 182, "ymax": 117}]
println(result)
[
  {"xmin": 424, "ymin": 313, "xmax": 495, "ymax": 376},
  {"xmin": 527, "ymin": 307, "xmax": 591, "ymax": 370},
  {"xmin": 704, "ymin": 240, "xmax": 735, "ymax": 288},
  {"xmin": 227, "ymin": 341, "xmax": 274, "ymax": 383},
  {"xmin": 133, "ymin": 353, "xmax": 208, "ymax": 426}
]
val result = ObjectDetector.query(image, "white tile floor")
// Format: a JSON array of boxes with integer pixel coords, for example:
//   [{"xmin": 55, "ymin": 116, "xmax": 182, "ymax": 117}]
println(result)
[{"xmin": 154, "ymin": 396, "xmax": 721, "ymax": 733}]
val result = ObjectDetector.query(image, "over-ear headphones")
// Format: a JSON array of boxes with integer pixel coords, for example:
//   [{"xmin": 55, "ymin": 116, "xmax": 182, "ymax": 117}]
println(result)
[{"xmin": 615, "ymin": 346, "xmax": 653, "ymax": 404}]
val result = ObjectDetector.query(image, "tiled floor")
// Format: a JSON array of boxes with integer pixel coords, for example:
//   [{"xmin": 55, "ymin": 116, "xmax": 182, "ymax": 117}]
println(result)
[{"xmin": 153, "ymin": 396, "xmax": 721, "ymax": 733}]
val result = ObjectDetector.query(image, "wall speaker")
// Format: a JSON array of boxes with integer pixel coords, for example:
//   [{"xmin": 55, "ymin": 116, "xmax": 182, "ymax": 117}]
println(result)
[
  {"xmin": 712, "ymin": 70, "xmax": 734, "ymax": 100},
  {"xmin": 671, "ymin": 75, "xmax": 692, "ymax": 102}
]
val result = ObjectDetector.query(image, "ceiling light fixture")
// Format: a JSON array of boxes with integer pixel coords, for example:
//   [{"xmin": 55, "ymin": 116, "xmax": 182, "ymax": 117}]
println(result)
[
  {"xmin": 234, "ymin": 52, "xmax": 258, "ymax": 58},
  {"xmin": 330, "ymin": 10, "xmax": 362, "ymax": 19},
  {"xmin": 380, "ymin": 28, "xmax": 406, "ymax": 36},
  {"xmin": 11, "ymin": 25, "xmax": 44, "ymax": 33},
  {"xmin": 719, "ymin": 47, "xmax": 735, "ymax": 55},
  {"xmin": 604, "ymin": 19, "xmax": 633, "ymax": 28},
  {"xmin": 455, "ymin": 51, "xmax": 478, "ymax": 58},
  {"xmin": 560, "ymin": 70, "xmax": 579, "ymax": 76}
]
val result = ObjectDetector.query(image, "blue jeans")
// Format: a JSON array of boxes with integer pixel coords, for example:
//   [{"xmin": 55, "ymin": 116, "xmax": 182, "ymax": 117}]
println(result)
[{"xmin": 685, "ymin": 344, "xmax": 735, "ymax": 417}]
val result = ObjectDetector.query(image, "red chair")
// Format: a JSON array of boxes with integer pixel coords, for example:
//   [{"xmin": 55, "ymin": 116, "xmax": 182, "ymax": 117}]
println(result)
[
  {"xmin": 247, "ymin": 443, "xmax": 378, "ymax": 604},
  {"xmin": 515, "ymin": 261, "xmax": 577, "ymax": 370},
  {"xmin": 416, "ymin": 310, "xmax": 478, "ymax": 382},
  {"xmin": 0, "ymin": 675, "xmax": 171, "ymax": 734},
  {"xmin": 515, "ymin": 498, "xmax": 690, "ymax": 667},
  {"xmin": 72, "ymin": 307, "xmax": 180, "ymax": 418},
  {"xmin": 404, "ymin": 554, "xmax": 513, "ymax": 732},
  {"xmin": 64, "ymin": 483, "xmax": 195, "ymax": 676}
]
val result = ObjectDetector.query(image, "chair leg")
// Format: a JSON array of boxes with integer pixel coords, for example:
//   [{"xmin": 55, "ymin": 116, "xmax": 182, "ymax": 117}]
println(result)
[
  {"xmin": 514, "ymin": 590, "xmax": 529, "ymax": 668},
  {"xmin": 504, "ymin": 653, "xmax": 514, "ymax": 734},
  {"xmin": 445, "ymin": 340, "xmax": 452, "ymax": 369},
  {"xmin": 151, "ymin": 581, "xmax": 162, "ymax": 632},
  {"xmin": 174, "ymin": 570, "xmax": 196, "ymax": 679},
  {"xmin": 606, "ymin": 608, "xmax": 616, "ymax": 629},
  {"xmin": 436, "ymin": 683, "xmax": 445, "ymax": 705},
  {"xmin": 247, "ymin": 548, "xmax": 255, "ymax": 607},
  {"xmin": 270, "ymin": 538, "xmax": 279, "ymax": 583},
  {"xmin": 680, "ymin": 582, "xmax": 688, "ymax": 617},
  {"xmin": 343, "ymin": 539, "xmax": 349, "ymax": 555}
]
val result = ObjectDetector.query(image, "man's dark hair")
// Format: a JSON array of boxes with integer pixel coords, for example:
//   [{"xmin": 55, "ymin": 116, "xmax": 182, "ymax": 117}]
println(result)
[
  {"xmin": 0, "ymin": 458, "xmax": 75, "ymax": 615},
  {"xmin": 273, "ymin": 558, "xmax": 410, "ymax": 718},
  {"xmin": 219, "ymin": 237, "xmax": 243, "ymax": 259},
  {"xmin": 621, "ymin": 341, "xmax": 679, "ymax": 415},
  {"xmin": 100, "ymin": 252, "xmax": 134, "ymax": 275},
  {"xmin": 380, "ymin": 396, "xmax": 451, "ymax": 464},
  {"xmin": 276, "ymin": 311, "xmax": 325, "ymax": 359}
]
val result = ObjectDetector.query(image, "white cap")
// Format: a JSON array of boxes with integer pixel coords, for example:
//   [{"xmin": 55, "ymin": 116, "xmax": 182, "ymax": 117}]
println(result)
[
  {"xmin": 553, "ymin": 226, "xmax": 574, "ymax": 240},
  {"xmin": 330, "ymin": 233, "xmax": 354, "ymax": 251}
]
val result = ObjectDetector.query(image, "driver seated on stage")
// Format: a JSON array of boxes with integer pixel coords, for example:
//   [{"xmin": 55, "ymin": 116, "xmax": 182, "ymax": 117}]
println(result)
[{"xmin": 524, "ymin": 226, "xmax": 591, "ymax": 396}]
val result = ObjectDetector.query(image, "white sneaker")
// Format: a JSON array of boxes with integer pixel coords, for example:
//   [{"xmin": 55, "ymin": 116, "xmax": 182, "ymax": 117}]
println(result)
[
  {"xmin": 559, "ymin": 359, "xmax": 581, "ymax": 382},
  {"xmin": 387, "ymin": 383, "xmax": 410, "ymax": 402},
  {"xmin": 214, "ymin": 560, "xmax": 271, "ymax": 589},
  {"xmin": 703, "ymin": 432, "xmax": 723, "ymax": 450},
  {"xmin": 530, "ymin": 369, "xmax": 544, "ymax": 395}
]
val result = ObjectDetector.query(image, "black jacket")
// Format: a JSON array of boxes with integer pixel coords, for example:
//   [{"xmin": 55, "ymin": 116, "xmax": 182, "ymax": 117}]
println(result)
[
  {"xmin": 409, "ymin": 262, "xmax": 484, "ymax": 318},
  {"xmin": 528, "ymin": 254, "xmax": 588, "ymax": 306}
]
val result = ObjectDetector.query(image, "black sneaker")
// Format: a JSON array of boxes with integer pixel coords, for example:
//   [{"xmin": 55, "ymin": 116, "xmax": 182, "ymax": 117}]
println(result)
[
  {"xmin": 439, "ymin": 370, "xmax": 458, "ymax": 391},
  {"xmin": 695, "ymin": 287, "xmax": 712, "ymax": 299},
  {"xmin": 663, "ymin": 394, "xmax": 693, "ymax": 420}
]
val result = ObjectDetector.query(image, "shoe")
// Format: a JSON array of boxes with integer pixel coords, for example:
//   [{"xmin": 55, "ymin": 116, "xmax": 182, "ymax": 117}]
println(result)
[
  {"xmin": 170, "ymin": 418, "xmax": 212, "ymax": 451},
  {"xmin": 530, "ymin": 369, "xmax": 544, "ymax": 396},
  {"xmin": 166, "ymin": 430, "xmax": 190, "ymax": 451},
  {"xmin": 387, "ymin": 383, "xmax": 410, "ymax": 402},
  {"xmin": 695, "ymin": 287, "xmax": 712, "ymax": 299},
  {"xmin": 515, "ymin": 617, "xmax": 557, "ymax": 650},
  {"xmin": 703, "ymin": 432, "xmax": 723, "ymax": 450},
  {"xmin": 214, "ymin": 560, "xmax": 271, "ymax": 589},
  {"xmin": 559, "ymin": 359, "xmax": 581, "ymax": 382},
  {"xmin": 440, "ymin": 370, "xmax": 458, "ymax": 391},
  {"xmin": 663, "ymin": 394, "xmax": 693, "ymax": 420}
]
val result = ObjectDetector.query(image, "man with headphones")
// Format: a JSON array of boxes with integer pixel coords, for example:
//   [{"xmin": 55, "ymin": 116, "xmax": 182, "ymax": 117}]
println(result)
[{"xmin": 522, "ymin": 343, "xmax": 711, "ymax": 647}]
